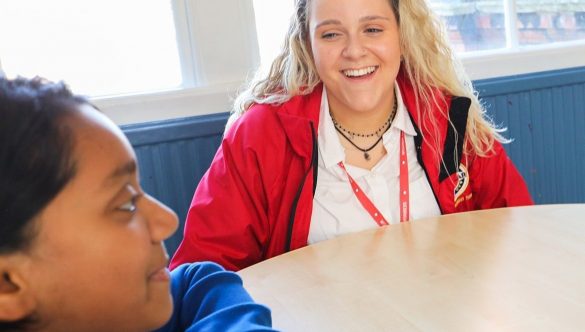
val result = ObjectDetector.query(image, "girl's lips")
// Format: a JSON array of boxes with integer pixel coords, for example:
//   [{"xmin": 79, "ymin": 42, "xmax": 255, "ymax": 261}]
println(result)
[
  {"xmin": 149, "ymin": 267, "xmax": 171, "ymax": 282},
  {"xmin": 342, "ymin": 65, "xmax": 378, "ymax": 77},
  {"xmin": 340, "ymin": 66, "xmax": 378, "ymax": 81}
]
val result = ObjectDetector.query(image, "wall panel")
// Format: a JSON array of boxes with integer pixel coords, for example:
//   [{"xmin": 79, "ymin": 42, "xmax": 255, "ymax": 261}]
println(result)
[
  {"xmin": 475, "ymin": 66, "xmax": 585, "ymax": 204},
  {"xmin": 123, "ymin": 114, "xmax": 227, "ymax": 255}
]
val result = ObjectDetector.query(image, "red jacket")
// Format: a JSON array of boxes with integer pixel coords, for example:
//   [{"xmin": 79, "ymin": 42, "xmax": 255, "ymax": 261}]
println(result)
[{"xmin": 171, "ymin": 73, "xmax": 533, "ymax": 271}]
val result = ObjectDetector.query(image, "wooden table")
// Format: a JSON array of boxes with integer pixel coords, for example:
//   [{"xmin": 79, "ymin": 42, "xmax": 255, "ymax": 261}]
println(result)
[{"xmin": 239, "ymin": 204, "xmax": 585, "ymax": 331}]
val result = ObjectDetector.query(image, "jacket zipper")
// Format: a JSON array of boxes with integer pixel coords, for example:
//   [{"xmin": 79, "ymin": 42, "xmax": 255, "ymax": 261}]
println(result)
[{"xmin": 285, "ymin": 122, "xmax": 318, "ymax": 252}]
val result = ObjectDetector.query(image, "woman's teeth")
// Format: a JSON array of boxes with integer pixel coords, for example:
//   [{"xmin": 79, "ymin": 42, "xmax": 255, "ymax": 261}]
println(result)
[{"xmin": 343, "ymin": 66, "xmax": 377, "ymax": 77}]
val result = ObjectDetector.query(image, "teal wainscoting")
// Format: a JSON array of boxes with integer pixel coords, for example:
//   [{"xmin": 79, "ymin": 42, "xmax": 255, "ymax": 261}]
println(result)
[{"xmin": 475, "ymin": 66, "xmax": 585, "ymax": 204}]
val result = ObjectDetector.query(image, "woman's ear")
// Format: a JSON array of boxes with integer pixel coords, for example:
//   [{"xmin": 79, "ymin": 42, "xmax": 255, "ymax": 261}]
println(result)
[{"xmin": 0, "ymin": 260, "xmax": 36, "ymax": 321}]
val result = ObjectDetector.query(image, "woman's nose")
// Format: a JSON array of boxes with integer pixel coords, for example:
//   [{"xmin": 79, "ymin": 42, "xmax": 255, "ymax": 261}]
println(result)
[
  {"xmin": 143, "ymin": 194, "xmax": 179, "ymax": 243},
  {"xmin": 342, "ymin": 35, "xmax": 367, "ymax": 59}
]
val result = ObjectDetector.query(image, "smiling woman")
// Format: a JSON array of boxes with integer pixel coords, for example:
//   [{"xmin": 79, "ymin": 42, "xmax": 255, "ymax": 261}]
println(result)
[
  {"xmin": 0, "ymin": 76, "xmax": 275, "ymax": 332},
  {"xmin": 170, "ymin": 0, "xmax": 533, "ymax": 272}
]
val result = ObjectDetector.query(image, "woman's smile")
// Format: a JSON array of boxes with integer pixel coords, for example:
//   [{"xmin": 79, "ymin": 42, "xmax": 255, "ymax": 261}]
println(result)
[{"xmin": 341, "ymin": 65, "xmax": 378, "ymax": 78}]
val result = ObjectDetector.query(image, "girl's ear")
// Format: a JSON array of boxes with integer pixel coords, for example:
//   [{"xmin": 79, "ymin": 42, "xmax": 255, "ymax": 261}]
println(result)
[{"xmin": 0, "ymin": 261, "xmax": 37, "ymax": 322}]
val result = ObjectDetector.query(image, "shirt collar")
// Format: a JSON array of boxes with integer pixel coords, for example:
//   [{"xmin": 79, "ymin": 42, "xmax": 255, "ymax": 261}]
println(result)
[
  {"xmin": 318, "ymin": 88, "xmax": 346, "ymax": 169},
  {"xmin": 390, "ymin": 83, "xmax": 418, "ymax": 137}
]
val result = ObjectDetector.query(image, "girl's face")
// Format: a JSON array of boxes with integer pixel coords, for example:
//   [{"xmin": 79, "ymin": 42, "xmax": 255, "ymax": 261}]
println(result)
[
  {"xmin": 309, "ymin": 0, "xmax": 401, "ymax": 117},
  {"xmin": 18, "ymin": 105, "xmax": 178, "ymax": 331}
]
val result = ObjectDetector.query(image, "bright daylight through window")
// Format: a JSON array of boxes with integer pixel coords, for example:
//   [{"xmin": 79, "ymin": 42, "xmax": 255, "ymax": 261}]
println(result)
[{"xmin": 0, "ymin": 0, "xmax": 182, "ymax": 97}]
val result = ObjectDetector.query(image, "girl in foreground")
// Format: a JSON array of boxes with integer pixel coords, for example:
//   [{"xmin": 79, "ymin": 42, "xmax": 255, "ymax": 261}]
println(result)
[{"xmin": 0, "ymin": 76, "xmax": 274, "ymax": 332}]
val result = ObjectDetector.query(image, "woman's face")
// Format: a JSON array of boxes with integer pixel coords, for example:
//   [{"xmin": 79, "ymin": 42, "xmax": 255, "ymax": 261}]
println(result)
[
  {"xmin": 20, "ymin": 105, "xmax": 178, "ymax": 331},
  {"xmin": 309, "ymin": 0, "xmax": 401, "ymax": 116}
]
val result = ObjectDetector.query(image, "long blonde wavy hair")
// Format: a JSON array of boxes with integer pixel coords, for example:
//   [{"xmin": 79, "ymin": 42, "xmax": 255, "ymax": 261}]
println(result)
[{"xmin": 232, "ymin": 0, "xmax": 507, "ymax": 156}]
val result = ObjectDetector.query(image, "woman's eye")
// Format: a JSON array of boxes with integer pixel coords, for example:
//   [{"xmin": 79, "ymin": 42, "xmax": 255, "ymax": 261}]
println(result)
[
  {"xmin": 365, "ymin": 28, "xmax": 382, "ymax": 33},
  {"xmin": 321, "ymin": 32, "xmax": 339, "ymax": 39},
  {"xmin": 118, "ymin": 195, "xmax": 138, "ymax": 213}
]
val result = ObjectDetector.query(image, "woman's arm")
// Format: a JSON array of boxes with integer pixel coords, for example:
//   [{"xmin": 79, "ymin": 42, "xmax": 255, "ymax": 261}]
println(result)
[
  {"xmin": 470, "ymin": 141, "xmax": 534, "ymax": 208},
  {"xmin": 154, "ymin": 263, "xmax": 276, "ymax": 332},
  {"xmin": 169, "ymin": 134, "xmax": 271, "ymax": 271}
]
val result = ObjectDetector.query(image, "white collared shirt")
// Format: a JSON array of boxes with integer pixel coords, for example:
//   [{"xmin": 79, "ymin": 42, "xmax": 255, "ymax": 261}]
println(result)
[{"xmin": 308, "ymin": 84, "xmax": 441, "ymax": 244}]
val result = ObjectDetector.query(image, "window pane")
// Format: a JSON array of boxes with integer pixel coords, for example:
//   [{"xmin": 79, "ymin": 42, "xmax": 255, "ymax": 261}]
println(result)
[
  {"xmin": 0, "ymin": 0, "xmax": 181, "ymax": 97},
  {"xmin": 431, "ymin": 0, "xmax": 585, "ymax": 50},
  {"xmin": 431, "ymin": 0, "xmax": 507, "ymax": 52},
  {"xmin": 517, "ymin": 0, "xmax": 585, "ymax": 45},
  {"xmin": 252, "ymin": 0, "xmax": 295, "ymax": 73}
]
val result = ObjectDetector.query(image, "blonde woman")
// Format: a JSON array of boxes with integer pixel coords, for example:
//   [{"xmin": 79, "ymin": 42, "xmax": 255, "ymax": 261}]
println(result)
[{"xmin": 171, "ymin": 0, "xmax": 532, "ymax": 271}]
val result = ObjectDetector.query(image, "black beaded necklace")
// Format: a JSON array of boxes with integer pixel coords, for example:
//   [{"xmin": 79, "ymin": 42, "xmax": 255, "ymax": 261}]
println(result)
[{"xmin": 330, "ymin": 98, "xmax": 398, "ymax": 161}]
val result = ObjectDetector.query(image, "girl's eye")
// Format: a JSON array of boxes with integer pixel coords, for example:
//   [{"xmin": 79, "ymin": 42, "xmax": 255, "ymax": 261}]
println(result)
[
  {"xmin": 322, "ymin": 32, "xmax": 339, "ymax": 39},
  {"xmin": 365, "ymin": 28, "xmax": 382, "ymax": 33},
  {"xmin": 118, "ymin": 195, "xmax": 139, "ymax": 213}
]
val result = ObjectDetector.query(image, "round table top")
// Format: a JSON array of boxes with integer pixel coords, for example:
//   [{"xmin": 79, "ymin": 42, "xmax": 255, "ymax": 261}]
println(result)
[{"xmin": 238, "ymin": 204, "xmax": 585, "ymax": 331}]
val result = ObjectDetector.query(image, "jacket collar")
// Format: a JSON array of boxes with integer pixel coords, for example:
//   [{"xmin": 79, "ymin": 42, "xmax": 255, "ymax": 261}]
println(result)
[{"xmin": 276, "ymin": 84, "xmax": 323, "ymax": 159}]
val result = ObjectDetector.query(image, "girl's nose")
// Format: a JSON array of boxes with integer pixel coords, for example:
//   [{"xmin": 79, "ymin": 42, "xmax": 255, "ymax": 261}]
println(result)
[
  {"xmin": 342, "ymin": 35, "xmax": 367, "ymax": 59},
  {"xmin": 143, "ymin": 194, "xmax": 179, "ymax": 243}
]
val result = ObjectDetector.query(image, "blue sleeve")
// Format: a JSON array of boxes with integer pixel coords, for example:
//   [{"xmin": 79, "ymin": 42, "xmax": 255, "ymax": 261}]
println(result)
[{"xmin": 153, "ymin": 262, "xmax": 277, "ymax": 332}]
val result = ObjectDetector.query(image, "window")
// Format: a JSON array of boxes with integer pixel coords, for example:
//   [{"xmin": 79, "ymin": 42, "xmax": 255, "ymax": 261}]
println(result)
[
  {"xmin": 0, "ymin": 0, "xmax": 182, "ymax": 97},
  {"xmin": 431, "ymin": 0, "xmax": 585, "ymax": 52},
  {"xmin": 253, "ymin": 0, "xmax": 295, "ymax": 73},
  {"xmin": 0, "ymin": 0, "xmax": 261, "ymax": 124}
]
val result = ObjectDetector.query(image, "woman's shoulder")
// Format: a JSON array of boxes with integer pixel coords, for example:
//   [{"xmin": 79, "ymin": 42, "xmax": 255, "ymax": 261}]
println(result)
[
  {"xmin": 239, "ymin": 86, "xmax": 322, "ymax": 124},
  {"xmin": 171, "ymin": 262, "xmax": 227, "ymax": 280},
  {"xmin": 170, "ymin": 262, "xmax": 246, "ymax": 290},
  {"xmin": 226, "ymin": 89, "xmax": 322, "ymax": 144},
  {"xmin": 224, "ymin": 103, "xmax": 287, "ymax": 148},
  {"xmin": 248, "ymin": 89, "xmax": 321, "ymax": 121}
]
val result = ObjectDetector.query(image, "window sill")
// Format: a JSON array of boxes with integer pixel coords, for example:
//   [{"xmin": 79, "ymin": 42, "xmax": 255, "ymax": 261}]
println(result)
[
  {"xmin": 93, "ymin": 81, "xmax": 242, "ymax": 125},
  {"xmin": 461, "ymin": 39, "xmax": 585, "ymax": 79}
]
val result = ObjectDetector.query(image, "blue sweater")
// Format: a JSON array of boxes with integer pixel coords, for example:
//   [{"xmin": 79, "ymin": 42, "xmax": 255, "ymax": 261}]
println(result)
[{"xmin": 153, "ymin": 262, "xmax": 276, "ymax": 332}]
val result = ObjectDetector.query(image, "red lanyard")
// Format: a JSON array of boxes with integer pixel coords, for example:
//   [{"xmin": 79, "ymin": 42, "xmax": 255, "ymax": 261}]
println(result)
[{"xmin": 338, "ymin": 131, "xmax": 410, "ymax": 226}]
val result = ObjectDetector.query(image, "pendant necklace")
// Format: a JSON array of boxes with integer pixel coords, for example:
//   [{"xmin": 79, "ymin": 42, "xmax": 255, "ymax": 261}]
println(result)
[{"xmin": 330, "ymin": 97, "xmax": 398, "ymax": 161}]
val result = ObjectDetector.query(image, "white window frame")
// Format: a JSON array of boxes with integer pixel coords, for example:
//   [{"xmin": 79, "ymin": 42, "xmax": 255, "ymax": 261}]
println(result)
[
  {"xmin": 95, "ymin": 0, "xmax": 261, "ymax": 125},
  {"xmin": 2, "ymin": 0, "xmax": 579, "ymax": 125}
]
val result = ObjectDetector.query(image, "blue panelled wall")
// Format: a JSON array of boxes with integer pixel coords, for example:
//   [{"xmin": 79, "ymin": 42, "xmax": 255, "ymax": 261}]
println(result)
[
  {"xmin": 122, "ymin": 66, "xmax": 585, "ymax": 255},
  {"xmin": 123, "ymin": 113, "xmax": 228, "ymax": 254},
  {"xmin": 474, "ymin": 67, "xmax": 585, "ymax": 204}
]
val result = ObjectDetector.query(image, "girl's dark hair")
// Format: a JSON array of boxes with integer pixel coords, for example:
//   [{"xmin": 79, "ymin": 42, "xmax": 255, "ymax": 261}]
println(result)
[
  {"xmin": 0, "ymin": 76, "xmax": 87, "ymax": 253},
  {"xmin": 0, "ymin": 76, "xmax": 88, "ymax": 330}
]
